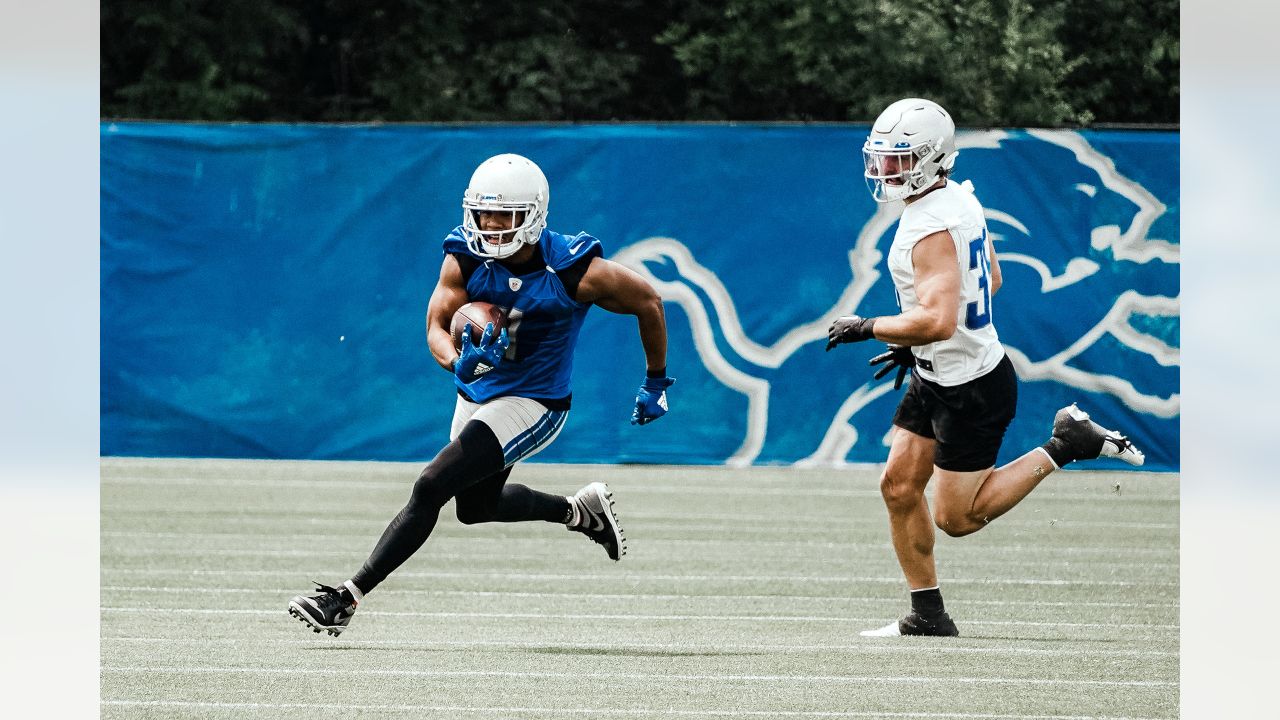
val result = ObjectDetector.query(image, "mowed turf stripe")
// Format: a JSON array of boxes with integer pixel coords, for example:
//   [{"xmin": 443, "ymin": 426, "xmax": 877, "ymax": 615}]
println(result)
[
  {"xmin": 99, "ymin": 585, "xmax": 1180, "ymax": 610},
  {"xmin": 99, "ymin": 457, "xmax": 1174, "ymax": 480},
  {"xmin": 100, "ymin": 567, "xmax": 1178, "ymax": 587},
  {"xmin": 100, "ymin": 699, "xmax": 1169, "ymax": 720},
  {"xmin": 101, "ymin": 635, "xmax": 1179, "ymax": 658},
  {"xmin": 97, "ymin": 468, "xmax": 1177, "ymax": 497},
  {"xmin": 97, "ymin": 546, "xmax": 1178, "ymax": 572},
  {"xmin": 101, "ymin": 664, "xmax": 1176, "ymax": 688},
  {"xmin": 100, "ymin": 606, "xmax": 1178, "ymax": 630},
  {"xmin": 98, "ymin": 477, "xmax": 1177, "ymax": 503},
  {"xmin": 99, "ymin": 530, "xmax": 1179, "ymax": 558},
  {"xmin": 97, "ymin": 512, "xmax": 1177, "ymax": 535},
  {"xmin": 99, "ymin": 461, "xmax": 1177, "ymax": 484}
]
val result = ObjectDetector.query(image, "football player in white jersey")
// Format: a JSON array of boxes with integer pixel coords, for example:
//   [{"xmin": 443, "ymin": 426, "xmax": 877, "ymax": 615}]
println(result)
[{"xmin": 826, "ymin": 98, "xmax": 1146, "ymax": 637}]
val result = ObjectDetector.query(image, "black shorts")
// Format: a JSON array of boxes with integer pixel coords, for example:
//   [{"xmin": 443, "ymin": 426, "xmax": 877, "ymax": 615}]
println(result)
[{"xmin": 892, "ymin": 354, "xmax": 1018, "ymax": 472}]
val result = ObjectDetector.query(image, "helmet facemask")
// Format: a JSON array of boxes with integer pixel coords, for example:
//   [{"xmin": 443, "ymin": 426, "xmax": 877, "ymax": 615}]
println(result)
[
  {"xmin": 863, "ymin": 139, "xmax": 953, "ymax": 203},
  {"xmin": 461, "ymin": 199, "xmax": 543, "ymax": 259}
]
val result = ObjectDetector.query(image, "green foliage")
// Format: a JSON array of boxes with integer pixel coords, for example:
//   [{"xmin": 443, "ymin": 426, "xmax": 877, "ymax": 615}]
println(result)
[
  {"xmin": 101, "ymin": 0, "xmax": 307, "ymax": 120},
  {"xmin": 101, "ymin": 0, "xmax": 1177, "ymax": 125},
  {"xmin": 1054, "ymin": 0, "xmax": 1179, "ymax": 123},
  {"xmin": 659, "ymin": 0, "xmax": 1087, "ymax": 125}
]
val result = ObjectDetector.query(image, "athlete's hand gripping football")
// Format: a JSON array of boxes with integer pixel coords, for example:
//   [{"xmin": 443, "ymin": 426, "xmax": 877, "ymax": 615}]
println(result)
[
  {"xmin": 631, "ymin": 374, "xmax": 675, "ymax": 426},
  {"xmin": 826, "ymin": 314, "xmax": 877, "ymax": 351},
  {"xmin": 869, "ymin": 344, "xmax": 915, "ymax": 390},
  {"xmin": 454, "ymin": 322, "xmax": 509, "ymax": 383}
]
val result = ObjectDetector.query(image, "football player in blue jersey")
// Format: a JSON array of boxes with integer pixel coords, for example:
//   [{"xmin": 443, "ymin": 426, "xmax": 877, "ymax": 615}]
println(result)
[{"xmin": 289, "ymin": 153, "xmax": 674, "ymax": 636}]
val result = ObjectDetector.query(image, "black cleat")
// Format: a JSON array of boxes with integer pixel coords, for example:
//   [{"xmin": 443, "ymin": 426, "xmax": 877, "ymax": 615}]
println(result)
[
  {"xmin": 287, "ymin": 582, "xmax": 357, "ymax": 637},
  {"xmin": 1051, "ymin": 403, "xmax": 1145, "ymax": 466},
  {"xmin": 567, "ymin": 482, "xmax": 626, "ymax": 561},
  {"xmin": 860, "ymin": 611, "xmax": 960, "ymax": 637}
]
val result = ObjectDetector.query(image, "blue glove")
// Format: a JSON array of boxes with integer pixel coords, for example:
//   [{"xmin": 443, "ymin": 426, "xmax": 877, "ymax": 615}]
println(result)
[
  {"xmin": 454, "ymin": 323, "xmax": 509, "ymax": 383},
  {"xmin": 631, "ymin": 374, "xmax": 675, "ymax": 425}
]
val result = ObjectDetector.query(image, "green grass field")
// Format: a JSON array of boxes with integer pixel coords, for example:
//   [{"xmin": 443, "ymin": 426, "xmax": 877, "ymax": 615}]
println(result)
[{"xmin": 101, "ymin": 457, "xmax": 1178, "ymax": 719}]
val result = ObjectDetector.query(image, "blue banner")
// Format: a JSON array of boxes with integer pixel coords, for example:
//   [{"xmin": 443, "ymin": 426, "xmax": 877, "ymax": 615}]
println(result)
[{"xmin": 101, "ymin": 123, "xmax": 1179, "ymax": 470}]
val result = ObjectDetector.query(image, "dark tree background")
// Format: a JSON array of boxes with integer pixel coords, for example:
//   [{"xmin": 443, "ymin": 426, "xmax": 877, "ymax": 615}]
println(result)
[{"xmin": 101, "ymin": 0, "xmax": 1178, "ymax": 126}]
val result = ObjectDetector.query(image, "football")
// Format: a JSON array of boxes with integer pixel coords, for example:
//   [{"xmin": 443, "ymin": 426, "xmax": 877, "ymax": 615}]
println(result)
[{"xmin": 450, "ymin": 301, "xmax": 508, "ymax": 350}]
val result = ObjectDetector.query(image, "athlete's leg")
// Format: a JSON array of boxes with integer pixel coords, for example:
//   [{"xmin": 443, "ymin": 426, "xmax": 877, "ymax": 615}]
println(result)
[
  {"xmin": 864, "ymin": 424, "xmax": 960, "ymax": 637},
  {"xmin": 926, "ymin": 354, "xmax": 1026, "ymax": 537},
  {"xmin": 287, "ymin": 418, "xmax": 504, "ymax": 635},
  {"xmin": 931, "ymin": 449, "xmax": 1058, "ymax": 537},
  {"xmin": 353, "ymin": 394, "xmax": 572, "ymax": 588},
  {"xmin": 349, "ymin": 419, "xmax": 506, "ymax": 594},
  {"xmin": 452, "ymin": 395, "xmax": 576, "ymax": 525},
  {"xmin": 931, "ymin": 402, "xmax": 1146, "ymax": 536},
  {"xmin": 454, "ymin": 466, "xmax": 572, "ymax": 524},
  {"xmin": 880, "ymin": 425, "xmax": 938, "ymax": 590}
]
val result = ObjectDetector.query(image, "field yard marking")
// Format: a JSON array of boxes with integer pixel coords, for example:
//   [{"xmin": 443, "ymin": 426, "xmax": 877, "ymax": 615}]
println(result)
[
  {"xmin": 622, "ymin": 512, "xmax": 1177, "ymax": 530},
  {"xmin": 98, "ymin": 543, "xmax": 1178, "ymax": 570},
  {"xmin": 100, "ymin": 566, "xmax": 1178, "ymax": 588},
  {"xmin": 102, "ymin": 636, "xmax": 1179, "ymax": 658},
  {"xmin": 100, "ymin": 475, "xmax": 1176, "ymax": 503},
  {"xmin": 99, "ymin": 700, "xmax": 1169, "ymax": 719},
  {"xmin": 99, "ymin": 585, "xmax": 1180, "ymax": 610},
  {"xmin": 98, "ymin": 511, "xmax": 1179, "ymax": 531},
  {"xmin": 101, "ymin": 664, "xmax": 1176, "ymax": 688},
  {"xmin": 99, "ymin": 606, "xmax": 1179, "ymax": 630},
  {"xmin": 100, "ymin": 530, "xmax": 1180, "ymax": 557}
]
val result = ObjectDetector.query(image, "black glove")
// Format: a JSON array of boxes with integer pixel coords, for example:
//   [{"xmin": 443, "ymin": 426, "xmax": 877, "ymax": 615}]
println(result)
[
  {"xmin": 826, "ymin": 315, "xmax": 877, "ymax": 351},
  {"xmin": 869, "ymin": 345, "xmax": 915, "ymax": 390}
]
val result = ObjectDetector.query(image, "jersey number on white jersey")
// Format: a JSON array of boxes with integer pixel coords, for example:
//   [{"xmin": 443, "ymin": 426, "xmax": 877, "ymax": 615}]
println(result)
[{"xmin": 965, "ymin": 229, "xmax": 992, "ymax": 330}]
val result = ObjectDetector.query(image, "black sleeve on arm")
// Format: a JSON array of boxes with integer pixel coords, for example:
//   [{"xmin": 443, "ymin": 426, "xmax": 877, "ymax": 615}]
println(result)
[
  {"xmin": 451, "ymin": 253, "xmax": 481, "ymax": 285},
  {"xmin": 559, "ymin": 247, "xmax": 604, "ymax": 303}
]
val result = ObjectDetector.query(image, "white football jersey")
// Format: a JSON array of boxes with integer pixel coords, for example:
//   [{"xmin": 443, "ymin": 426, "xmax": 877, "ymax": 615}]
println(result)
[{"xmin": 886, "ymin": 180, "xmax": 1004, "ymax": 386}]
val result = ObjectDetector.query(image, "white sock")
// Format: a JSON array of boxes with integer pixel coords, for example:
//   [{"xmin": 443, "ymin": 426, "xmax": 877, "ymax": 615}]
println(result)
[
  {"xmin": 1034, "ymin": 446, "xmax": 1061, "ymax": 471},
  {"xmin": 343, "ymin": 580, "xmax": 364, "ymax": 605}
]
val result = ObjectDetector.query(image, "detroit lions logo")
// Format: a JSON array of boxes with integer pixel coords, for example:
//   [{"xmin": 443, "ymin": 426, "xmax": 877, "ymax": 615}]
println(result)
[{"xmin": 614, "ymin": 130, "xmax": 1179, "ymax": 469}]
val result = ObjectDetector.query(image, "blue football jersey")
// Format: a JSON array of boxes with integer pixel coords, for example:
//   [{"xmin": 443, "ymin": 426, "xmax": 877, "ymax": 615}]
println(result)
[{"xmin": 443, "ymin": 226, "xmax": 603, "ymax": 403}]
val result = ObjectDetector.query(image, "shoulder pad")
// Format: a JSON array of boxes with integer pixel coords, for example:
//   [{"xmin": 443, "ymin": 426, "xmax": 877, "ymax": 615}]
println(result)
[
  {"xmin": 542, "ymin": 230, "xmax": 603, "ymax": 271},
  {"xmin": 442, "ymin": 226, "xmax": 473, "ymax": 257}
]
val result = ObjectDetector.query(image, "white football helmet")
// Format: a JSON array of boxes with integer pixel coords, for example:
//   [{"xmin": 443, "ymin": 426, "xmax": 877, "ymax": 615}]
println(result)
[
  {"xmin": 461, "ymin": 154, "xmax": 550, "ymax": 259},
  {"xmin": 863, "ymin": 98, "xmax": 958, "ymax": 203}
]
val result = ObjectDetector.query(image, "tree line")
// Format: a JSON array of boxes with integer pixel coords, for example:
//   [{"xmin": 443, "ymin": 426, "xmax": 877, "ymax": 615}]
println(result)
[{"xmin": 101, "ymin": 0, "xmax": 1178, "ymax": 127}]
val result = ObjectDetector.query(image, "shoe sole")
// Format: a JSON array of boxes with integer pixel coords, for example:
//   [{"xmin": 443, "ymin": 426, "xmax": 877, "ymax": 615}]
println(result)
[
  {"xmin": 859, "ymin": 619, "xmax": 960, "ymax": 638},
  {"xmin": 287, "ymin": 600, "xmax": 347, "ymax": 637},
  {"xmin": 590, "ymin": 482, "xmax": 627, "ymax": 561},
  {"xmin": 859, "ymin": 620, "xmax": 901, "ymax": 638},
  {"xmin": 1061, "ymin": 404, "xmax": 1145, "ymax": 467}
]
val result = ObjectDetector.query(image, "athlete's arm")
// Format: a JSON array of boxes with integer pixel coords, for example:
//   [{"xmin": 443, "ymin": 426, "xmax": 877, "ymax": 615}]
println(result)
[
  {"xmin": 871, "ymin": 231, "xmax": 961, "ymax": 345},
  {"xmin": 575, "ymin": 257, "xmax": 668, "ymax": 373},
  {"xmin": 986, "ymin": 231, "xmax": 1002, "ymax": 297},
  {"xmin": 425, "ymin": 254, "xmax": 471, "ymax": 372}
]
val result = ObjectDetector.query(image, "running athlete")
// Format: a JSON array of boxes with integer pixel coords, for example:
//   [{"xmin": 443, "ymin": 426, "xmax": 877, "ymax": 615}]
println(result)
[
  {"xmin": 289, "ymin": 153, "xmax": 674, "ymax": 636},
  {"xmin": 826, "ymin": 99, "xmax": 1145, "ymax": 637}
]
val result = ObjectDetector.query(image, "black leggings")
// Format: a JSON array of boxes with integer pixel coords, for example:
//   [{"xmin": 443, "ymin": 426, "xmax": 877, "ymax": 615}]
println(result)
[{"xmin": 350, "ymin": 420, "xmax": 569, "ymax": 593}]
